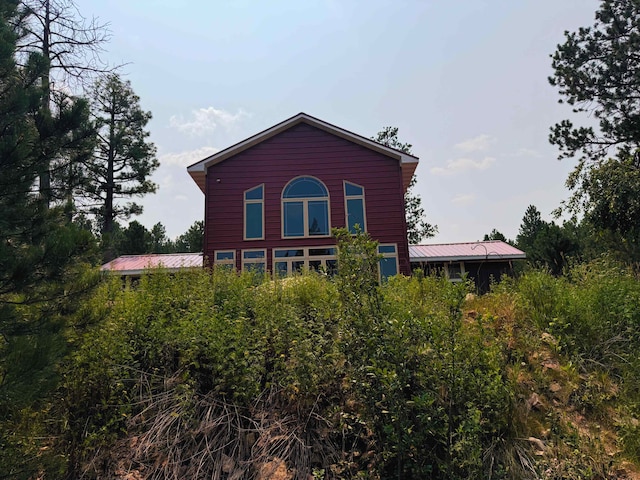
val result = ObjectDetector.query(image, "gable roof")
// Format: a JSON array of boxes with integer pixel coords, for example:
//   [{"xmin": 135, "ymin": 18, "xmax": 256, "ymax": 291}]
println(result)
[
  {"xmin": 101, "ymin": 253, "xmax": 203, "ymax": 276},
  {"xmin": 409, "ymin": 241, "xmax": 526, "ymax": 263},
  {"xmin": 187, "ymin": 112, "xmax": 419, "ymax": 193}
]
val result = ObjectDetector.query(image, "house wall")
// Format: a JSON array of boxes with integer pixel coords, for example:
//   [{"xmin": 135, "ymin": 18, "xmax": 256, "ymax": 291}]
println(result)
[{"xmin": 204, "ymin": 122, "xmax": 411, "ymax": 274}]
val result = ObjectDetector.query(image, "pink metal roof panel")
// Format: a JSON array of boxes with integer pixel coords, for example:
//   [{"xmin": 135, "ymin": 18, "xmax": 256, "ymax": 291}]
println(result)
[
  {"xmin": 101, "ymin": 253, "xmax": 203, "ymax": 275},
  {"xmin": 409, "ymin": 241, "xmax": 526, "ymax": 262}
]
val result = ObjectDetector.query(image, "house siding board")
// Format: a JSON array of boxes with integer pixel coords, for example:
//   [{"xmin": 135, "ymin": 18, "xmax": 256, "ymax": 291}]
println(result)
[{"xmin": 205, "ymin": 123, "xmax": 410, "ymax": 274}]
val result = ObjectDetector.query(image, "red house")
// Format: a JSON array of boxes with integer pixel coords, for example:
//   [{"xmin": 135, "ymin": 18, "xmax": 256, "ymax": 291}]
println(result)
[{"xmin": 187, "ymin": 113, "xmax": 418, "ymax": 279}]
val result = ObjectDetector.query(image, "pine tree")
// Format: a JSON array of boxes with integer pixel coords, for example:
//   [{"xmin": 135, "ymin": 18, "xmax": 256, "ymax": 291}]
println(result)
[
  {"xmin": 83, "ymin": 74, "xmax": 158, "ymax": 257},
  {"xmin": 0, "ymin": 0, "xmax": 96, "ymax": 474}
]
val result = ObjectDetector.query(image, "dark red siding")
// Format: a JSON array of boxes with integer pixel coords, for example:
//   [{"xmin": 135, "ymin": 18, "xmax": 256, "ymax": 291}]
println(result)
[{"xmin": 204, "ymin": 123, "xmax": 411, "ymax": 275}]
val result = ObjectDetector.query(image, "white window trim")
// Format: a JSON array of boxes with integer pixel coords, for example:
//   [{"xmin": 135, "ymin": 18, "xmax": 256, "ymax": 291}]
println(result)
[
  {"xmin": 244, "ymin": 184, "xmax": 265, "ymax": 241},
  {"xmin": 445, "ymin": 262, "xmax": 465, "ymax": 282},
  {"xmin": 281, "ymin": 176, "xmax": 332, "ymax": 239},
  {"xmin": 241, "ymin": 249, "xmax": 267, "ymax": 273},
  {"xmin": 378, "ymin": 243, "xmax": 399, "ymax": 282},
  {"xmin": 214, "ymin": 250, "xmax": 236, "ymax": 269},
  {"xmin": 272, "ymin": 246, "xmax": 337, "ymax": 276},
  {"xmin": 343, "ymin": 180, "xmax": 367, "ymax": 233}
]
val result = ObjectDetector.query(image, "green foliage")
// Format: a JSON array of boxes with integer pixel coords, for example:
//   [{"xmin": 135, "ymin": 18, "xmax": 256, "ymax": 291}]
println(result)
[
  {"xmin": 550, "ymin": 1, "xmax": 640, "ymax": 254},
  {"xmin": 484, "ymin": 228, "xmax": 509, "ymax": 242},
  {"xmin": 86, "ymin": 73, "xmax": 158, "ymax": 239},
  {"xmin": 515, "ymin": 205, "xmax": 581, "ymax": 275}
]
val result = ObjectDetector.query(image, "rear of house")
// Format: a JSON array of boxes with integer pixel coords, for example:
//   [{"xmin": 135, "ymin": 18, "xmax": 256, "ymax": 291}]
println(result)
[{"xmin": 187, "ymin": 113, "xmax": 418, "ymax": 279}]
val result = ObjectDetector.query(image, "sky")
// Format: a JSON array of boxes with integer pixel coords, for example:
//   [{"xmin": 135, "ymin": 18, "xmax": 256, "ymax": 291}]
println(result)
[{"xmin": 75, "ymin": 0, "xmax": 601, "ymax": 244}]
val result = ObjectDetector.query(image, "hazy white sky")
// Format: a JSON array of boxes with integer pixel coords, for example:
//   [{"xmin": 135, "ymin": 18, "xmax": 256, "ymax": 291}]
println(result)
[{"xmin": 76, "ymin": 0, "xmax": 600, "ymax": 243}]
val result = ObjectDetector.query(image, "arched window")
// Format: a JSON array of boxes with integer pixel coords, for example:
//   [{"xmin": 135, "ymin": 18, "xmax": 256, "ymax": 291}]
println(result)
[{"xmin": 282, "ymin": 176, "xmax": 330, "ymax": 237}]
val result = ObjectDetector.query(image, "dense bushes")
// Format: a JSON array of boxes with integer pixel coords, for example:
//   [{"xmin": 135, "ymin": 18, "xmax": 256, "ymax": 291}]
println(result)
[{"xmin": 41, "ymin": 250, "xmax": 640, "ymax": 479}]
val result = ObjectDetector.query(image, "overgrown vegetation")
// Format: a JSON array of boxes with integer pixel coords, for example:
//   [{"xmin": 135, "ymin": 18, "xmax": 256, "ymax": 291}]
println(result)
[{"xmin": 2, "ymin": 233, "xmax": 635, "ymax": 479}]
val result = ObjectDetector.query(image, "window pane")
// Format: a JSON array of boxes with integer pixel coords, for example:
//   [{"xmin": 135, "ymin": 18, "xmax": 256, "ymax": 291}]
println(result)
[
  {"xmin": 345, "ymin": 182, "xmax": 363, "ymax": 196},
  {"xmin": 245, "ymin": 203, "xmax": 263, "ymax": 239},
  {"xmin": 326, "ymin": 259, "xmax": 338, "ymax": 276},
  {"xmin": 346, "ymin": 198, "xmax": 365, "ymax": 234},
  {"xmin": 245, "ymin": 185, "xmax": 263, "ymax": 200},
  {"xmin": 283, "ymin": 177, "xmax": 327, "ymax": 198},
  {"xmin": 243, "ymin": 250, "xmax": 265, "ymax": 259},
  {"xmin": 292, "ymin": 260, "xmax": 304, "ymax": 272},
  {"xmin": 275, "ymin": 249, "xmax": 303, "ymax": 258},
  {"xmin": 448, "ymin": 263, "xmax": 462, "ymax": 279},
  {"xmin": 309, "ymin": 260, "xmax": 322, "ymax": 271},
  {"xmin": 283, "ymin": 201, "xmax": 304, "ymax": 237},
  {"xmin": 244, "ymin": 262, "xmax": 265, "ymax": 273},
  {"xmin": 380, "ymin": 257, "xmax": 398, "ymax": 282},
  {"xmin": 378, "ymin": 245, "xmax": 397, "ymax": 254},
  {"xmin": 216, "ymin": 251, "xmax": 234, "ymax": 261},
  {"xmin": 309, "ymin": 248, "xmax": 336, "ymax": 256},
  {"xmin": 308, "ymin": 201, "xmax": 329, "ymax": 235},
  {"xmin": 275, "ymin": 262, "xmax": 288, "ymax": 276}
]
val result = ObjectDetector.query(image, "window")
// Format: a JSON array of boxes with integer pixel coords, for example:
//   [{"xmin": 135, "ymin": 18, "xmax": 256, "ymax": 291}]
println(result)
[
  {"xmin": 344, "ymin": 181, "xmax": 366, "ymax": 233},
  {"xmin": 282, "ymin": 177, "xmax": 330, "ymax": 238},
  {"xmin": 242, "ymin": 249, "xmax": 266, "ymax": 273},
  {"xmin": 445, "ymin": 262, "xmax": 465, "ymax": 282},
  {"xmin": 244, "ymin": 184, "xmax": 264, "ymax": 240},
  {"xmin": 214, "ymin": 250, "xmax": 235, "ymax": 269},
  {"xmin": 273, "ymin": 246, "xmax": 337, "ymax": 276},
  {"xmin": 378, "ymin": 244, "xmax": 398, "ymax": 282}
]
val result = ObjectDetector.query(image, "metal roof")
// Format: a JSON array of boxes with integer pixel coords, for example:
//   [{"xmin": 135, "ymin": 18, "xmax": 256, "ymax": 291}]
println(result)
[
  {"xmin": 101, "ymin": 253, "xmax": 203, "ymax": 276},
  {"xmin": 187, "ymin": 112, "xmax": 419, "ymax": 194},
  {"xmin": 409, "ymin": 241, "xmax": 526, "ymax": 263}
]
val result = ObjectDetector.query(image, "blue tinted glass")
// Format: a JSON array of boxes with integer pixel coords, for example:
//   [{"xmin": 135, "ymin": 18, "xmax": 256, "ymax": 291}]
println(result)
[
  {"xmin": 275, "ymin": 249, "xmax": 303, "ymax": 258},
  {"xmin": 380, "ymin": 257, "xmax": 398, "ymax": 282},
  {"xmin": 308, "ymin": 201, "xmax": 329, "ymax": 235},
  {"xmin": 347, "ymin": 198, "xmax": 365, "ymax": 234},
  {"xmin": 345, "ymin": 182, "xmax": 363, "ymax": 196},
  {"xmin": 284, "ymin": 202, "xmax": 304, "ymax": 237},
  {"xmin": 275, "ymin": 262, "xmax": 288, "ymax": 276},
  {"xmin": 283, "ymin": 177, "xmax": 327, "ymax": 198},
  {"xmin": 245, "ymin": 203, "xmax": 263, "ymax": 239},
  {"xmin": 216, "ymin": 251, "xmax": 234, "ymax": 261},
  {"xmin": 309, "ymin": 248, "xmax": 335, "ymax": 256},
  {"xmin": 243, "ymin": 250, "xmax": 265, "ymax": 259},
  {"xmin": 378, "ymin": 245, "xmax": 397, "ymax": 254},
  {"xmin": 245, "ymin": 185, "xmax": 263, "ymax": 200}
]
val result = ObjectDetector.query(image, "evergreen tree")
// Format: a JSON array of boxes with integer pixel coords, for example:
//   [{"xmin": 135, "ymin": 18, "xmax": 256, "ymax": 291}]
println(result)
[
  {"xmin": 516, "ymin": 205, "xmax": 544, "ymax": 252},
  {"xmin": 0, "ymin": 1, "xmax": 95, "ymax": 474},
  {"xmin": 550, "ymin": 0, "xmax": 640, "ymax": 240},
  {"xmin": 175, "ymin": 220, "xmax": 204, "ymax": 253},
  {"xmin": 84, "ymin": 74, "xmax": 158, "ymax": 258},
  {"xmin": 483, "ymin": 229, "xmax": 508, "ymax": 242},
  {"xmin": 372, "ymin": 126, "xmax": 437, "ymax": 243},
  {"xmin": 14, "ymin": 0, "xmax": 111, "ymax": 206}
]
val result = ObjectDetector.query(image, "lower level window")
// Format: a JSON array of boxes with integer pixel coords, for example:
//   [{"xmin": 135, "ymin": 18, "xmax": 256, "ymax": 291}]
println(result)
[
  {"xmin": 378, "ymin": 244, "xmax": 398, "ymax": 282},
  {"xmin": 445, "ymin": 262, "xmax": 465, "ymax": 282},
  {"xmin": 273, "ymin": 246, "xmax": 337, "ymax": 276},
  {"xmin": 214, "ymin": 250, "xmax": 235, "ymax": 269},
  {"xmin": 242, "ymin": 249, "xmax": 266, "ymax": 273}
]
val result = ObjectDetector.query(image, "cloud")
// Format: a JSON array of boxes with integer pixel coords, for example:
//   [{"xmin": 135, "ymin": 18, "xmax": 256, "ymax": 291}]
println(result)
[
  {"xmin": 159, "ymin": 146, "xmax": 219, "ymax": 167},
  {"xmin": 430, "ymin": 157, "xmax": 496, "ymax": 176},
  {"xmin": 169, "ymin": 107, "xmax": 250, "ymax": 136},
  {"xmin": 451, "ymin": 194, "xmax": 475, "ymax": 205},
  {"xmin": 454, "ymin": 134, "xmax": 494, "ymax": 153},
  {"xmin": 175, "ymin": 194, "xmax": 188, "ymax": 201}
]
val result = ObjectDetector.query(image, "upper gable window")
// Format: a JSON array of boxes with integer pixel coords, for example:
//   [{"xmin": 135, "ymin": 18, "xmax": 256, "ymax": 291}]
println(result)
[
  {"xmin": 344, "ymin": 181, "xmax": 366, "ymax": 234},
  {"xmin": 282, "ymin": 177, "xmax": 330, "ymax": 238},
  {"xmin": 244, "ymin": 184, "xmax": 264, "ymax": 240}
]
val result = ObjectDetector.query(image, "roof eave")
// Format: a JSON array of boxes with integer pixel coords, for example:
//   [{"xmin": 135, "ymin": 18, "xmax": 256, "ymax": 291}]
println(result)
[{"xmin": 186, "ymin": 112, "xmax": 420, "ymax": 193}]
